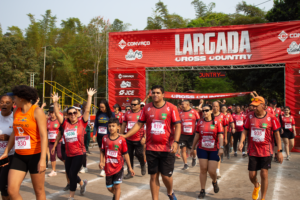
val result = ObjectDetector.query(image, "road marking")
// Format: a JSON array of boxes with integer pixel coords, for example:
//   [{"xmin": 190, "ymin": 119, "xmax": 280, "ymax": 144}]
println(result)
[{"xmin": 272, "ymin": 161, "xmax": 285, "ymax": 200}]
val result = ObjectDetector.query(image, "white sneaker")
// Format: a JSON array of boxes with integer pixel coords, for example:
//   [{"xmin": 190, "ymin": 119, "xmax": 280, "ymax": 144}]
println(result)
[
  {"xmin": 48, "ymin": 170, "xmax": 57, "ymax": 177},
  {"xmin": 84, "ymin": 167, "xmax": 88, "ymax": 173},
  {"xmin": 217, "ymin": 171, "xmax": 221, "ymax": 179},
  {"xmin": 80, "ymin": 167, "xmax": 85, "ymax": 174},
  {"xmin": 99, "ymin": 170, "xmax": 106, "ymax": 177}
]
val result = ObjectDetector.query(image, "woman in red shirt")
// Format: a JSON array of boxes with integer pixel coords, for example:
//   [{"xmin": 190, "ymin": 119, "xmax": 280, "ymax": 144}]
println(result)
[{"xmin": 191, "ymin": 104, "xmax": 224, "ymax": 199}]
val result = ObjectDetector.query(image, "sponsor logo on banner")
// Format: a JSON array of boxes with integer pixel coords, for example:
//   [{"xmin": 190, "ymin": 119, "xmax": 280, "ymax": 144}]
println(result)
[
  {"xmin": 119, "ymin": 39, "xmax": 126, "ymax": 49},
  {"xmin": 118, "ymin": 40, "xmax": 150, "ymax": 49},
  {"xmin": 278, "ymin": 31, "xmax": 288, "ymax": 42},
  {"xmin": 125, "ymin": 49, "xmax": 143, "ymax": 60},
  {"xmin": 118, "ymin": 74, "xmax": 135, "ymax": 79},
  {"xmin": 287, "ymin": 41, "xmax": 300, "ymax": 54},
  {"xmin": 120, "ymin": 81, "xmax": 131, "ymax": 88},
  {"xmin": 119, "ymin": 90, "xmax": 135, "ymax": 96}
]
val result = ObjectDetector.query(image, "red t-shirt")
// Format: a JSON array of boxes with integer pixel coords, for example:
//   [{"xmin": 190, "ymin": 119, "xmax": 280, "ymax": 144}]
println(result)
[
  {"xmin": 274, "ymin": 108, "xmax": 282, "ymax": 120},
  {"xmin": 179, "ymin": 109, "xmax": 200, "ymax": 135},
  {"xmin": 266, "ymin": 106, "xmax": 275, "ymax": 115},
  {"xmin": 244, "ymin": 112, "xmax": 280, "ymax": 157},
  {"xmin": 225, "ymin": 113, "xmax": 234, "ymax": 132},
  {"xmin": 61, "ymin": 119, "xmax": 87, "ymax": 157},
  {"xmin": 232, "ymin": 113, "xmax": 246, "ymax": 132},
  {"xmin": 47, "ymin": 119, "xmax": 61, "ymax": 143},
  {"xmin": 139, "ymin": 102, "xmax": 181, "ymax": 152},
  {"xmin": 199, "ymin": 111, "xmax": 203, "ymax": 118},
  {"xmin": 123, "ymin": 110, "xmax": 145, "ymax": 141},
  {"xmin": 214, "ymin": 113, "xmax": 228, "ymax": 127},
  {"xmin": 115, "ymin": 112, "xmax": 123, "ymax": 124},
  {"xmin": 101, "ymin": 135, "xmax": 127, "ymax": 176},
  {"xmin": 196, "ymin": 119, "xmax": 223, "ymax": 151},
  {"xmin": 280, "ymin": 115, "xmax": 295, "ymax": 133}
]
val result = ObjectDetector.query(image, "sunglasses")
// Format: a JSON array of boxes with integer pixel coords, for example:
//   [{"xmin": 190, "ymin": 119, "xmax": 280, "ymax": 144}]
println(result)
[
  {"xmin": 131, "ymin": 104, "xmax": 138, "ymax": 106},
  {"xmin": 202, "ymin": 109, "xmax": 210, "ymax": 113},
  {"xmin": 125, "ymin": 109, "xmax": 130, "ymax": 111},
  {"xmin": 68, "ymin": 111, "xmax": 77, "ymax": 116},
  {"xmin": 251, "ymin": 98, "xmax": 261, "ymax": 102}
]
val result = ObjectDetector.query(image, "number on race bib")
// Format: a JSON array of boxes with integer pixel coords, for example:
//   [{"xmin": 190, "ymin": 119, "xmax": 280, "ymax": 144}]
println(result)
[
  {"xmin": 251, "ymin": 128, "xmax": 265, "ymax": 142},
  {"xmin": 128, "ymin": 121, "xmax": 136, "ymax": 129},
  {"xmin": 107, "ymin": 150, "xmax": 118, "ymax": 158},
  {"xmin": 151, "ymin": 120, "xmax": 165, "ymax": 134},
  {"xmin": 98, "ymin": 127, "xmax": 107, "ymax": 134},
  {"xmin": 183, "ymin": 126, "xmax": 192, "ymax": 133},
  {"xmin": 236, "ymin": 120, "xmax": 243, "ymax": 126},
  {"xmin": 201, "ymin": 139, "xmax": 215, "ymax": 149},
  {"xmin": 15, "ymin": 136, "xmax": 31, "ymax": 150},
  {"xmin": 285, "ymin": 123, "xmax": 292, "ymax": 129},
  {"xmin": 48, "ymin": 131, "xmax": 57, "ymax": 139}
]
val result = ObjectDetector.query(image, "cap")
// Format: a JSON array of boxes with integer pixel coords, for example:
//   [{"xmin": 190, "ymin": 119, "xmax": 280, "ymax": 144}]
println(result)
[
  {"xmin": 48, "ymin": 107, "xmax": 54, "ymax": 112},
  {"xmin": 141, "ymin": 102, "xmax": 145, "ymax": 106},
  {"xmin": 250, "ymin": 96, "xmax": 265, "ymax": 106},
  {"xmin": 270, "ymin": 99, "xmax": 277, "ymax": 105},
  {"xmin": 72, "ymin": 106, "xmax": 81, "ymax": 110}
]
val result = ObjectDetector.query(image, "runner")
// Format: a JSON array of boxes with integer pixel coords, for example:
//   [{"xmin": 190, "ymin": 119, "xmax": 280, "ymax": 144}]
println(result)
[
  {"xmin": 280, "ymin": 106, "xmax": 296, "ymax": 160},
  {"xmin": 100, "ymin": 118, "xmax": 135, "ymax": 200},
  {"xmin": 221, "ymin": 105, "xmax": 235, "ymax": 159},
  {"xmin": 120, "ymin": 98, "xmax": 146, "ymax": 179},
  {"xmin": 0, "ymin": 85, "xmax": 47, "ymax": 200},
  {"xmin": 93, "ymin": 99, "xmax": 115, "ymax": 177},
  {"xmin": 47, "ymin": 104, "xmax": 63, "ymax": 177},
  {"xmin": 179, "ymin": 99, "xmax": 200, "ymax": 170},
  {"xmin": 270, "ymin": 99, "xmax": 282, "ymax": 120},
  {"xmin": 125, "ymin": 106, "xmax": 131, "ymax": 112},
  {"xmin": 123, "ymin": 85, "xmax": 181, "ymax": 200},
  {"xmin": 0, "ymin": 94, "xmax": 15, "ymax": 200},
  {"xmin": 79, "ymin": 102, "xmax": 90, "ymax": 174},
  {"xmin": 113, "ymin": 104, "xmax": 123, "ymax": 124},
  {"xmin": 191, "ymin": 104, "xmax": 224, "ymax": 199},
  {"xmin": 232, "ymin": 105, "xmax": 246, "ymax": 157},
  {"xmin": 51, "ymin": 88, "xmax": 96, "ymax": 200}
]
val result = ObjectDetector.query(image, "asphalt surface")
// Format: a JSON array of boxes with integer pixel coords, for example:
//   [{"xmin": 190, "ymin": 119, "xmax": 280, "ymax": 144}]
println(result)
[{"xmin": 18, "ymin": 144, "xmax": 300, "ymax": 200}]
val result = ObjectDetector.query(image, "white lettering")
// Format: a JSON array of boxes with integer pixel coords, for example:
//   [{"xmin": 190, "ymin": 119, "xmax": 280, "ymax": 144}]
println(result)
[
  {"xmin": 239, "ymin": 31, "xmax": 251, "ymax": 53},
  {"xmin": 183, "ymin": 34, "xmax": 193, "ymax": 55},
  {"xmin": 205, "ymin": 33, "xmax": 215, "ymax": 54},
  {"xmin": 216, "ymin": 32, "xmax": 227, "ymax": 54},
  {"xmin": 228, "ymin": 32, "xmax": 239, "ymax": 53},
  {"xmin": 193, "ymin": 33, "xmax": 204, "ymax": 55},
  {"xmin": 175, "ymin": 34, "xmax": 182, "ymax": 55}
]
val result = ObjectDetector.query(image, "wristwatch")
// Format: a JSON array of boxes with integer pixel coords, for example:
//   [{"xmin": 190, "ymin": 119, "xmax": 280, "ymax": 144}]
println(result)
[
  {"xmin": 277, "ymin": 149, "xmax": 283, "ymax": 153},
  {"xmin": 220, "ymin": 146, "xmax": 224, "ymax": 149},
  {"xmin": 174, "ymin": 141, "xmax": 179, "ymax": 144}
]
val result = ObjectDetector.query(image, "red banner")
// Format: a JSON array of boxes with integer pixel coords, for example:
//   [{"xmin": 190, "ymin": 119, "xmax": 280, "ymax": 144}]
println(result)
[
  {"xmin": 108, "ymin": 21, "xmax": 300, "ymax": 69},
  {"xmin": 108, "ymin": 68, "xmax": 146, "ymax": 110},
  {"xmin": 285, "ymin": 63, "xmax": 300, "ymax": 152},
  {"xmin": 164, "ymin": 91, "xmax": 251, "ymax": 99}
]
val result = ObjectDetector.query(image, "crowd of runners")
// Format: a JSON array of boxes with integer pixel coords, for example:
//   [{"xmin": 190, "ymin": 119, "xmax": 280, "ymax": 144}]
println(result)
[{"xmin": 0, "ymin": 85, "xmax": 296, "ymax": 200}]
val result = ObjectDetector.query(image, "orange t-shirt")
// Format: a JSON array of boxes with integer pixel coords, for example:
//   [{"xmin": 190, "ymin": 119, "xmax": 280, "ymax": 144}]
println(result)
[{"xmin": 13, "ymin": 105, "xmax": 41, "ymax": 155}]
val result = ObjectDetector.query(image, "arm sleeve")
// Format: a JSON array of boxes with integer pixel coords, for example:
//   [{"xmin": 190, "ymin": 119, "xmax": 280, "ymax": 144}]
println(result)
[
  {"xmin": 271, "ymin": 116, "xmax": 281, "ymax": 131},
  {"xmin": 171, "ymin": 106, "xmax": 181, "ymax": 123},
  {"xmin": 217, "ymin": 121, "xmax": 224, "ymax": 134},
  {"xmin": 195, "ymin": 111, "xmax": 200, "ymax": 120},
  {"xmin": 244, "ymin": 115, "xmax": 250, "ymax": 130},
  {"xmin": 122, "ymin": 138, "xmax": 128, "ymax": 155},
  {"xmin": 292, "ymin": 116, "xmax": 296, "ymax": 125},
  {"xmin": 138, "ymin": 107, "xmax": 146, "ymax": 123}
]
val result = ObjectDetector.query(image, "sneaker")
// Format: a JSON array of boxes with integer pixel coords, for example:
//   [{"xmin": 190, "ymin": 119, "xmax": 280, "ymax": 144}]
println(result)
[
  {"xmin": 141, "ymin": 164, "xmax": 146, "ymax": 176},
  {"xmin": 234, "ymin": 152, "xmax": 237, "ymax": 157},
  {"xmin": 212, "ymin": 181, "xmax": 219, "ymax": 193},
  {"xmin": 124, "ymin": 173, "xmax": 133, "ymax": 179},
  {"xmin": 287, "ymin": 155, "xmax": 290, "ymax": 161},
  {"xmin": 80, "ymin": 179, "xmax": 88, "ymax": 195},
  {"xmin": 217, "ymin": 171, "xmax": 221, "ymax": 179},
  {"xmin": 243, "ymin": 153, "xmax": 247, "ymax": 158},
  {"xmin": 84, "ymin": 167, "xmax": 88, "ymax": 173},
  {"xmin": 80, "ymin": 167, "xmax": 85, "ymax": 174},
  {"xmin": 182, "ymin": 164, "xmax": 189, "ymax": 170},
  {"xmin": 67, "ymin": 198, "xmax": 75, "ymax": 200},
  {"xmin": 63, "ymin": 184, "xmax": 70, "ymax": 191},
  {"xmin": 47, "ymin": 170, "xmax": 57, "ymax": 177},
  {"xmin": 198, "ymin": 189, "xmax": 205, "ymax": 199},
  {"xmin": 175, "ymin": 153, "xmax": 181, "ymax": 159},
  {"xmin": 227, "ymin": 152, "xmax": 230, "ymax": 159},
  {"xmin": 87, "ymin": 150, "xmax": 91, "ymax": 154},
  {"xmin": 99, "ymin": 170, "xmax": 106, "ymax": 177},
  {"xmin": 168, "ymin": 193, "xmax": 177, "ymax": 200},
  {"xmin": 230, "ymin": 147, "xmax": 233, "ymax": 153},
  {"xmin": 192, "ymin": 158, "xmax": 196, "ymax": 167},
  {"xmin": 252, "ymin": 183, "xmax": 261, "ymax": 200}
]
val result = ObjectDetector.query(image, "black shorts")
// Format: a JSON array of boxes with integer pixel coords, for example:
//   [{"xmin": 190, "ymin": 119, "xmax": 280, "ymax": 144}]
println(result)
[
  {"xmin": 281, "ymin": 131, "xmax": 295, "ymax": 139},
  {"xmin": 248, "ymin": 156, "xmax": 272, "ymax": 171},
  {"xmin": 0, "ymin": 155, "xmax": 13, "ymax": 196},
  {"xmin": 106, "ymin": 168, "xmax": 123, "ymax": 188},
  {"xmin": 97, "ymin": 135, "xmax": 105, "ymax": 148},
  {"xmin": 10, "ymin": 152, "xmax": 41, "ymax": 174},
  {"xmin": 146, "ymin": 150, "xmax": 175, "ymax": 177},
  {"xmin": 179, "ymin": 134, "xmax": 194, "ymax": 149},
  {"xmin": 197, "ymin": 148, "xmax": 220, "ymax": 161}
]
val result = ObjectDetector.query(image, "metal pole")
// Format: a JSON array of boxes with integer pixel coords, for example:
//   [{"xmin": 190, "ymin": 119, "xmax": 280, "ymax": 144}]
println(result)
[
  {"xmin": 50, "ymin": 62, "xmax": 55, "ymax": 103},
  {"xmin": 42, "ymin": 47, "xmax": 46, "ymax": 105}
]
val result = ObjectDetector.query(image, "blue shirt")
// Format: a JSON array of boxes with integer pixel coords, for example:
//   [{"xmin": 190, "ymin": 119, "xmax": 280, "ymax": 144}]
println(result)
[{"xmin": 93, "ymin": 112, "xmax": 115, "ymax": 136}]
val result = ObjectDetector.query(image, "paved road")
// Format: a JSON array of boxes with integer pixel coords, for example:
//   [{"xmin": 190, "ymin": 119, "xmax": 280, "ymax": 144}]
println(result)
[{"xmin": 18, "ymin": 145, "xmax": 300, "ymax": 200}]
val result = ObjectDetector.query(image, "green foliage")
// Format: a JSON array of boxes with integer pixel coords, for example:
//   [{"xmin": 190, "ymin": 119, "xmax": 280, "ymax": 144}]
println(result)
[
  {"xmin": 266, "ymin": 0, "xmax": 300, "ymax": 22},
  {"xmin": 111, "ymin": 19, "xmax": 131, "ymax": 32},
  {"xmin": 7, "ymin": 26, "xmax": 24, "ymax": 40},
  {"xmin": 191, "ymin": 0, "xmax": 216, "ymax": 18},
  {"xmin": 0, "ymin": 24, "xmax": 2, "ymax": 41}
]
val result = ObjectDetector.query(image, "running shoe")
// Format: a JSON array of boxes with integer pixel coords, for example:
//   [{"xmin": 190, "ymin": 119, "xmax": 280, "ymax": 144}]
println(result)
[
  {"xmin": 212, "ymin": 181, "xmax": 219, "ymax": 193},
  {"xmin": 287, "ymin": 155, "xmax": 290, "ymax": 161},
  {"xmin": 168, "ymin": 192, "xmax": 177, "ymax": 200},
  {"xmin": 80, "ymin": 167, "xmax": 85, "ymax": 174},
  {"xmin": 124, "ymin": 173, "xmax": 133, "ymax": 179},
  {"xmin": 234, "ymin": 152, "xmax": 237, "ymax": 157},
  {"xmin": 100, "ymin": 170, "xmax": 106, "ymax": 177},
  {"xmin": 182, "ymin": 164, "xmax": 189, "ymax": 170},
  {"xmin": 47, "ymin": 170, "xmax": 57, "ymax": 177},
  {"xmin": 80, "ymin": 179, "xmax": 88, "ymax": 195},
  {"xmin": 198, "ymin": 190, "xmax": 205, "ymax": 199},
  {"xmin": 217, "ymin": 171, "xmax": 221, "ymax": 179},
  {"xmin": 175, "ymin": 153, "xmax": 181, "ymax": 159},
  {"xmin": 63, "ymin": 184, "xmax": 70, "ymax": 191},
  {"xmin": 67, "ymin": 198, "xmax": 75, "ymax": 200},
  {"xmin": 192, "ymin": 158, "xmax": 196, "ymax": 167},
  {"xmin": 141, "ymin": 164, "xmax": 146, "ymax": 176},
  {"xmin": 243, "ymin": 153, "xmax": 247, "ymax": 158},
  {"xmin": 252, "ymin": 183, "xmax": 261, "ymax": 200},
  {"xmin": 227, "ymin": 152, "xmax": 230, "ymax": 159},
  {"xmin": 230, "ymin": 147, "xmax": 233, "ymax": 153}
]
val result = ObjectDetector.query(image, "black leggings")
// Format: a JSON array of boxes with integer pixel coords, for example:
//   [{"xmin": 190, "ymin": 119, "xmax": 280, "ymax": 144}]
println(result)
[
  {"xmin": 65, "ymin": 155, "xmax": 83, "ymax": 191},
  {"xmin": 126, "ymin": 140, "xmax": 145, "ymax": 173},
  {"xmin": 82, "ymin": 154, "xmax": 87, "ymax": 168},
  {"xmin": 233, "ymin": 132, "xmax": 245, "ymax": 152},
  {"xmin": 0, "ymin": 155, "xmax": 13, "ymax": 196}
]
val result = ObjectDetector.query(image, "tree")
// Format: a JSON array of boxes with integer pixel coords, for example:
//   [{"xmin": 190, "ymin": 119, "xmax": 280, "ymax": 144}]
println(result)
[
  {"xmin": 7, "ymin": 26, "xmax": 24, "ymax": 40},
  {"xmin": 111, "ymin": 19, "xmax": 131, "ymax": 32},
  {"xmin": 0, "ymin": 24, "xmax": 3, "ymax": 42},
  {"xmin": 266, "ymin": 0, "xmax": 300, "ymax": 22},
  {"xmin": 191, "ymin": 0, "xmax": 215, "ymax": 18}
]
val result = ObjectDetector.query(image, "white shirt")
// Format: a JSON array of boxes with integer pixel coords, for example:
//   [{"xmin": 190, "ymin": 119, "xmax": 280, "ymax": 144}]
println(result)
[{"xmin": 0, "ymin": 111, "xmax": 15, "ymax": 156}]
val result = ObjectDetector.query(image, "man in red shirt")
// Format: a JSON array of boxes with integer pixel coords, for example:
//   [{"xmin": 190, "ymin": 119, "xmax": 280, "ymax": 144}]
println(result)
[
  {"xmin": 179, "ymin": 100, "xmax": 200, "ymax": 170},
  {"xmin": 232, "ymin": 105, "xmax": 246, "ymax": 157},
  {"xmin": 269, "ymin": 99, "xmax": 282, "ymax": 120},
  {"xmin": 239, "ymin": 96, "xmax": 283, "ymax": 200},
  {"xmin": 121, "ymin": 98, "xmax": 146, "ymax": 179},
  {"xmin": 123, "ymin": 85, "xmax": 181, "ymax": 200}
]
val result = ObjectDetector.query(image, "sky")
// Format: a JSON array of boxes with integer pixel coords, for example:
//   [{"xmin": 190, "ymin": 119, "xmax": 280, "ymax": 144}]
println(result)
[{"xmin": 0, "ymin": 0, "xmax": 274, "ymax": 34}]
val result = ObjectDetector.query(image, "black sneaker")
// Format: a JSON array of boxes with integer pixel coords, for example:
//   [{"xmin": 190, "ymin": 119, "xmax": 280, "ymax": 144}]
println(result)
[
  {"xmin": 124, "ymin": 173, "xmax": 133, "ymax": 179},
  {"xmin": 234, "ymin": 152, "xmax": 237, "ymax": 157},
  {"xmin": 63, "ymin": 184, "xmax": 70, "ymax": 191},
  {"xmin": 198, "ymin": 189, "xmax": 205, "ymax": 199},
  {"xmin": 182, "ymin": 164, "xmax": 189, "ymax": 170},
  {"xmin": 212, "ymin": 181, "xmax": 219, "ymax": 193},
  {"xmin": 141, "ymin": 165, "xmax": 146, "ymax": 176},
  {"xmin": 242, "ymin": 153, "xmax": 247, "ymax": 158},
  {"xmin": 192, "ymin": 158, "xmax": 196, "ymax": 167}
]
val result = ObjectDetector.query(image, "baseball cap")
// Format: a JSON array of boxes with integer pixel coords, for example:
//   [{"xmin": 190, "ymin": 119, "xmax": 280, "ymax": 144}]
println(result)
[
  {"xmin": 141, "ymin": 102, "xmax": 145, "ymax": 106},
  {"xmin": 250, "ymin": 96, "xmax": 265, "ymax": 106},
  {"xmin": 270, "ymin": 99, "xmax": 277, "ymax": 105}
]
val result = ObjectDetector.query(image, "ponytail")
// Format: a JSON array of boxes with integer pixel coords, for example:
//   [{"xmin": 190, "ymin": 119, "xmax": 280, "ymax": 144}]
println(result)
[{"xmin": 211, "ymin": 113, "xmax": 215, "ymax": 125}]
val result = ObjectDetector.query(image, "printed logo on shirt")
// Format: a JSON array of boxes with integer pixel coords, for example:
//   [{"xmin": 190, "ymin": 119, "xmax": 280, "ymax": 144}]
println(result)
[
  {"xmin": 162, "ymin": 113, "xmax": 167, "ymax": 120},
  {"xmin": 290, "ymin": 118, "xmax": 292, "ymax": 122},
  {"xmin": 189, "ymin": 114, "xmax": 192, "ymax": 117},
  {"xmin": 137, "ymin": 116, "xmax": 140, "ymax": 119},
  {"xmin": 75, "ymin": 126, "xmax": 78, "ymax": 129},
  {"xmin": 114, "ymin": 145, "xmax": 119, "ymax": 151},
  {"xmin": 276, "ymin": 114, "xmax": 278, "ymax": 117},
  {"xmin": 17, "ymin": 117, "xmax": 27, "ymax": 122},
  {"xmin": 117, "ymin": 116, "xmax": 120, "ymax": 118},
  {"xmin": 9, "ymin": 126, "xmax": 13, "ymax": 128},
  {"xmin": 262, "ymin": 123, "xmax": 268, "ymax": 128},
  {"xmin": 54, "ymin": 124, "xmax": 58, "ymax": 128},
  {"xmin": 210, "ymin": 125, "xmax": 215, "ymax": 129}
]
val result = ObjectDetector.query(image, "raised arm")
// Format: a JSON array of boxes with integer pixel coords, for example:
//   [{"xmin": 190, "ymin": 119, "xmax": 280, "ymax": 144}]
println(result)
[
  {"xmin": 84, "ymin": 88, "xmax": 97, "ymax": 122},
  {"xmin": 51, "ymin": 93, "xmax": 64, "ymax": 124}
]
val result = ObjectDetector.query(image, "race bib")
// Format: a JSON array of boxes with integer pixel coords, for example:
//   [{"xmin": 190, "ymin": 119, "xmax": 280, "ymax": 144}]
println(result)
[
  {"xmin": 98, "ymin": 127, "xmax": 107, "ymax": 134},
  {"xmin": 128, "ymin": 121, "xmax": 136, "ymax": 129},
  {"xmin": 183, "ymin": 126, "xmax": 193, "ymax": 133},
  {"xmin": 107, "ymin": 149, "xmax": 118, "ymax": 158},
  {"xmin": 15, "ymin": 136, "xmax": 31, "ymax": 150},
  {"xmin": 285, "ymin": 123, "xmax": 292, "ymax": 129},
  {"xmin": 201, "ymin": 139, "xmax": 215, "ymax": 149},
  {"xmin": 0, "ymin": 141, "xmax": 8, "ymax": 150},
  {"xmin": 64, "ymin": 129, "xmax": 78, "ymax": 139},
  {"xmin": 236, "ymin": 120, "xmax": 243, "ymax": 126},
  {"xmin": 251, "ymin": 128, "xmax": 265, "ymax": 142},
  {"xmin": 151, "ymin": 120, "xmax": 165, "ymax": 134},
  {"xmin": 48, "ymin": 131, "xmax": 57, "ymax": 139}
]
